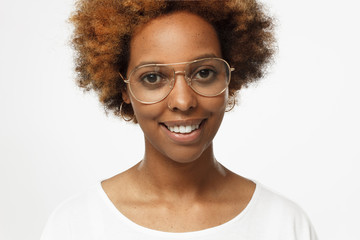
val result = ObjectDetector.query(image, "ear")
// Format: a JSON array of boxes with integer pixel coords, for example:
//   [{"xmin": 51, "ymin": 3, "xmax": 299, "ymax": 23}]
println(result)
[{"xmin": 121, "ymin": 89, "xmax": 131, "ymax": 104}]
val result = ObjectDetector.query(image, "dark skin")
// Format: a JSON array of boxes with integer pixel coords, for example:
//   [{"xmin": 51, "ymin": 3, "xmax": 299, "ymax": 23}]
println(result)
[{"xmin": 102, "ymin": 12, "xmax": 255, "ymax": 232}]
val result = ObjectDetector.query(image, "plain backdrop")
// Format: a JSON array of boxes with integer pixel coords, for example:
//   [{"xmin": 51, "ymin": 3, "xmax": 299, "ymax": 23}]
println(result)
[{"xmin": 0, "ymin": 0, "xmax": 359, "ymax": 239}]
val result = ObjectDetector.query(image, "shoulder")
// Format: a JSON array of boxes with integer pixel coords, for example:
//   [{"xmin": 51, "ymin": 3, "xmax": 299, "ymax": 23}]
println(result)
[
  {"xmin": 255, "ymin": 183, "xmax": 304, "ymax": 212},
  {"xmin": 254, "ymin": 183, "xmax": 309, "ymax": 219},
  {"xmin": 51, "ymin": 184, "xmax": 102, "ymax": 217},
  {"xmin": 41, "ymin": 184, "xmax": 105, "ymax": 240},
  {"xmin": 243, "ymin": 182, "xmax": 318, "ymax": 240}
]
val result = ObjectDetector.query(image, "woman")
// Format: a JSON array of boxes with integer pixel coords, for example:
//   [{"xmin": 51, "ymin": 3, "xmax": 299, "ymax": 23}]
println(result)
[{"xmin": 41, "ymin": 0, "xmax": 318, "ymax": 239}]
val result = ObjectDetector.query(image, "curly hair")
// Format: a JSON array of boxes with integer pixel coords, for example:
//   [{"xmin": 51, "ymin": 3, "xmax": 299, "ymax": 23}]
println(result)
[{"xmin": 69, "ymin": 0, "xmax": 275, "ymax": 122}]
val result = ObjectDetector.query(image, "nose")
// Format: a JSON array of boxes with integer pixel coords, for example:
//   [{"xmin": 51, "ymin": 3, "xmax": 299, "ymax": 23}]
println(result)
[{"xmin": 167, "ymin": 73, "xmax": 197, "ymax": 112}]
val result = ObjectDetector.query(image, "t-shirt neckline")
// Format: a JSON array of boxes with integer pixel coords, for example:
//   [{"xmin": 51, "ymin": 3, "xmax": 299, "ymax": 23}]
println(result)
[{"xmin": 96, "ymin": 180, "xmax": 261, "ymax": 238}]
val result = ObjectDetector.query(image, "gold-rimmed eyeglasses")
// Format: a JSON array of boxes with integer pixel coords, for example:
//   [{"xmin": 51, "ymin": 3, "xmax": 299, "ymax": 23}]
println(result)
[{"xmin": 119, "ymin": 57, "xmax": 235, "ymax": 104}]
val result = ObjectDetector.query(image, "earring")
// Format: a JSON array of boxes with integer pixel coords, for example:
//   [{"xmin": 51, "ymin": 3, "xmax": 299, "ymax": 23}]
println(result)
[
  {"xmin": 119, "ymin": 102, "xmax": 134, "ymax": 122},
  {"xmin": 225, "ymin": 97, "xmax": 236, "ymax": 112}
]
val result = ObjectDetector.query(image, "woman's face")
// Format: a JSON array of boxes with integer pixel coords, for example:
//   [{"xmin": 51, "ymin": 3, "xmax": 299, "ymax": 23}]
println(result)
[{"xmin": 123, "ymin": 11, "xmax": 228, "ymax": 163}]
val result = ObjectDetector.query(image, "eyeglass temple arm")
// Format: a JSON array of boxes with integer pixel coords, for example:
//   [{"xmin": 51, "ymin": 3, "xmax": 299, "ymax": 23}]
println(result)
[{"xmin": 119, "ymin": 72, "xmax": 130, "ymax": 83}]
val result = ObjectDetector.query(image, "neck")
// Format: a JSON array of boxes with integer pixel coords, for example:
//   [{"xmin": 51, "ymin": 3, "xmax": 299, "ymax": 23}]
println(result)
[{"xmin": 135, "ymin": 141, "xmax": 227, "ymax": 201}]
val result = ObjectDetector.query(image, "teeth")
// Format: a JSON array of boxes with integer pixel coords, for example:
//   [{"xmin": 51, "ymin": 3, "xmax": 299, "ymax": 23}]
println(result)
[
  {"xmin": 167, "ymin": 124, "xmax": 200, "ymax": 133},
  {"xmin": 174, "ymin": 126, "xmax": 179, "ymax": 132},
  {"xmin": 180, "ymin": 126, "xmax": 185, "ymax": 133}
]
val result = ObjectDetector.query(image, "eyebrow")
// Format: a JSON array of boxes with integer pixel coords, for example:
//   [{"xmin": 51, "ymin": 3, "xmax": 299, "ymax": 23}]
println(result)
[{"xmin": 134, "ymin": 53, "xmax": 220, "ymax": 68}]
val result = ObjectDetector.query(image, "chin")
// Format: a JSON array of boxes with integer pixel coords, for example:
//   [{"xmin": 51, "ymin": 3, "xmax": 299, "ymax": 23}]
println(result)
[{"xmin": 161, "ymin": 144, "xmax": 212, "ymax": 165}]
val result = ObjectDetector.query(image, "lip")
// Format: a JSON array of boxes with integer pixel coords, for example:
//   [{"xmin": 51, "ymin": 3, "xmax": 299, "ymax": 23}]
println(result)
[{"xmin": 160, "ymin": 119, "xmax": 206, "ymax": 144}]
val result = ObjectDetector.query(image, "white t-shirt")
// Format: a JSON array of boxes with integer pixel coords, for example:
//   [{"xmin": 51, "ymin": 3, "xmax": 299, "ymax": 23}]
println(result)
[{"xmin": 41, "ymin": 182, "xmax": 318, "ymax": 240}]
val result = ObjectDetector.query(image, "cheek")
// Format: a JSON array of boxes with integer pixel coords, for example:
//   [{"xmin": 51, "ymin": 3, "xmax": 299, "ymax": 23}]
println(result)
[
  {"xmin": 132, "ymin": 103, "xmax": 164, "ymax": 147},
  {"xmin": 134, "ymin": 109, "xmax": 154, "ymax": 124},
  {"xmin": 206, "ymin": 92, "xmax": 228, "ymax": 125},
  {"xmin": 202, "ymin": 91, "xmax": 228, "ymax": 114},
  {"xmin": 131, "ymin": 100, "xmax": 165, "ymax": 126},
  {"xmin": 199, "ymin": 94, "xmax": 227, "ymax": 139}
]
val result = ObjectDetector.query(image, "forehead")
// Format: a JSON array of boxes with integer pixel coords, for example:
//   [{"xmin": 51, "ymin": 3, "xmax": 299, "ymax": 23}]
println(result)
[{"xmin": 128, "ymin": 11, "xmax": 222, "ymax": 70}]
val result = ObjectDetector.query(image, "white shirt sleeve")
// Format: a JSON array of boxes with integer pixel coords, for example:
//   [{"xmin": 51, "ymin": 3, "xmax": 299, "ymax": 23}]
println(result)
[{"xmin": 40, "ymin": 202, "xmax": 72, "ymax": 240}]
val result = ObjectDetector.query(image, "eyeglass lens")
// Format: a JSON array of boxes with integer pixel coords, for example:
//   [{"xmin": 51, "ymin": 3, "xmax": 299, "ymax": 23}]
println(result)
[{"xmin": 128, "ymin": 58, "xmax": 230, "ymax": 103}]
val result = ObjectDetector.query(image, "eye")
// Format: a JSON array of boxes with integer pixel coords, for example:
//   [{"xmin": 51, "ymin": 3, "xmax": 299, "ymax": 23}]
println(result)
[
  {"xmin": 141, "ymin": 73, "xmax": 161, "ymax": 84},
  {"xmin": 193, "ymin": 68, "xmax": 217, "ymax": 82},
  {"xmin": 197, "ymin": 69, "xmax": 212, "ymax": 78},
  {"xmin": 141, "ymin": 73, "xmax": 163, "ymax": 84}
]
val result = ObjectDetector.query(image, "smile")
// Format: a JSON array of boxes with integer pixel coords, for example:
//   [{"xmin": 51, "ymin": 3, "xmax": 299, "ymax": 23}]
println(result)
[
  {"xmin": 160, "ymin": 119, "xmax": 205, "ymax": 144},
  {"xmin": 166, "ymin": 124, "xmax": 200, "ymax": 134}
]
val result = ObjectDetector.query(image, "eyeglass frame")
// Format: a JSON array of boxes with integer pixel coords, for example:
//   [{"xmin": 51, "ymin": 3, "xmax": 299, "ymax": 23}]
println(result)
[{"xmin": 119, "ymin": 57, "xmax": 235, "ymax": 104}]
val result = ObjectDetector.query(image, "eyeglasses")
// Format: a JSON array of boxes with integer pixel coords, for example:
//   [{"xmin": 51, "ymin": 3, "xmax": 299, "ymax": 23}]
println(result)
[{"xmin": 120, "ymin": 57, "xmax": 235, "ymax": 104}]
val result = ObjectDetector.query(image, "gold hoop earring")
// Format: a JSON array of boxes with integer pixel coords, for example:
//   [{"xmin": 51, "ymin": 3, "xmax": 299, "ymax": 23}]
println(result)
[
  {"xmin": 225, "ymin": 97, "xmax": 236, "ymax": 112},
  {"xmin": 119, "ymin": 102, "xmax": 134, "ymax": 122}
]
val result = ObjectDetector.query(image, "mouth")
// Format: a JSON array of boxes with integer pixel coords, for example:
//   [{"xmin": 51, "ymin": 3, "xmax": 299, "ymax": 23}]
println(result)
[
  {"xmin": 165, "ymin": 123, "xmax": 200, "ymax": 134},
  {"xmin": 159, "ymin": 119, "xmax": 205, "ymax": 144},
  {"xmin": 160, "ymin": 119, "xmax": 205, "ymax": 134}
]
